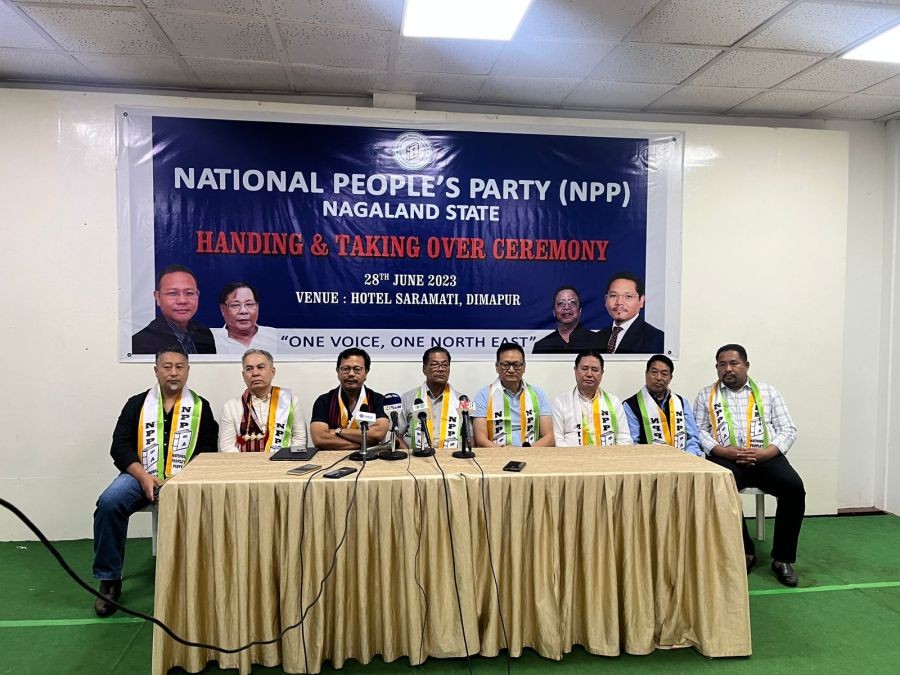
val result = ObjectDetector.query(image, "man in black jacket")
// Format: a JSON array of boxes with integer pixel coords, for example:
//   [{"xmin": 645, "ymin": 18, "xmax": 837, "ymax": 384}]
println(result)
[
  {"xmin": 91, "ymin": 347, "xmax": 218, "ymax": 617},
  {"xmin": 595, "ymin": 273, "xmax": 665, "ymax": 354}
]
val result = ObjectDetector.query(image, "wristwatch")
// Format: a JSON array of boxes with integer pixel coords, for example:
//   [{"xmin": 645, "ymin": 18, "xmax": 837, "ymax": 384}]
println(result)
[{"xmin": 335, "ymin": 427, "xmax": 343, "ymax": 437}]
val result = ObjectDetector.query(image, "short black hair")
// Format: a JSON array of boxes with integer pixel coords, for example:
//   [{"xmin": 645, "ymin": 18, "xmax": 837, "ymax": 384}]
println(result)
[
  {"xmin": 155, "ymin": 345, "xmax": 188, "ymax": 364},
  {"xmin": 646, "ymin": 354, "xmax": 674, "ymax": 373},
  {"xmin": 552, "ymin": 285, "xmax": 581, "ymax": 306},
  {"xmin": 155, "ymin": 264, "xmax": 197, "ymax": 291},
  {"xmin": 495, "ymin": 342, "xmax": 525, "ymax": 363},
  {"xmin": 219, "ymin": 281, "xmax": 259, "ymax": 305},
  {"xmin": 606, "ymin": 272, "xmax": 645, "ymax": 297},
  {"xmin": 716, "ymin": 343, "xmax": 748, "ymax": 363},
  {"xmin": 422, "ymin": 346, "xmax": 451, "ymax": 367},
  {"xmin": 574, "ymin": 350, "xmax": 604, "ymax": 369},
  {"xmin": 337, "ymin": 347, "xmax": 371, "ymax": 371}
]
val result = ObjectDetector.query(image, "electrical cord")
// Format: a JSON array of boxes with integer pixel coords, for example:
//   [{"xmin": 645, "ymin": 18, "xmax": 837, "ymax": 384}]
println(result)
[
  {"xmin": 404, "ymin": 444, "xmax": 429, "ymax": 667},
  {"xmin": 430, "ymin": 450, "xmax": 473, "ymax": 675}
]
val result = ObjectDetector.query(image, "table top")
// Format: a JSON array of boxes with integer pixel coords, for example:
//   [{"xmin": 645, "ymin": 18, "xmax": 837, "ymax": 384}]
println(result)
[{"xmin": 168, "ymin": 445, "xmax": 731, "ymax": 484}]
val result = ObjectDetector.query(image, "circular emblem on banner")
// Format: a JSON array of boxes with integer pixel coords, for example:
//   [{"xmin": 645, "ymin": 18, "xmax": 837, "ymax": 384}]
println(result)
[{"xmin": 393, "ymin": 132, "xmax": 434, "ymax": 170}]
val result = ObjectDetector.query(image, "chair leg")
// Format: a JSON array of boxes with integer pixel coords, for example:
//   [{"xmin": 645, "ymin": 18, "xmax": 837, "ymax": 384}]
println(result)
[
  {"xmin": 151, "ymin": 507, "xmax": 158, "ymax": 557},
  {"xmin": 755, "ymin": 493, "xmax": 765, "ymax": 541}
]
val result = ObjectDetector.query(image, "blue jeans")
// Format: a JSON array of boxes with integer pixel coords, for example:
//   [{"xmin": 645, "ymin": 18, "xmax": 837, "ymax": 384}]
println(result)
[{"xmin": 92, "ymin": 473, "xmax": 151, "ymax": 581}]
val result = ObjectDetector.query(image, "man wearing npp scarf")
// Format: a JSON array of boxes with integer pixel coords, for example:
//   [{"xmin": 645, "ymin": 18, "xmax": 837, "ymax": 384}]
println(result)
[
  {"xmin": 473, "ymin": 342, "xmax": 554, "ymax": 447},
  {"xmin": 693, "ymin": 344, "xmax": 804, "ymax": 587},
  {"xmin": 92, "ymin": 346, "xmax": 218, "ymax": 617}
]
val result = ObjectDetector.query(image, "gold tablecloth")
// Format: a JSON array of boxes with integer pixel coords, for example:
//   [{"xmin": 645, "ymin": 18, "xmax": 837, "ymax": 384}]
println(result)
[{"xmin": 151, "ymin": 446, "xmax": 751, "ymax": 674}]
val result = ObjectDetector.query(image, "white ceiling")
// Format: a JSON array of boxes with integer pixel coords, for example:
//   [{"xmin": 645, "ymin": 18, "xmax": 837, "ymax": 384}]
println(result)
[{"xmin": 2, "ymin": 0, "xmax": 900, "ymax": 120}]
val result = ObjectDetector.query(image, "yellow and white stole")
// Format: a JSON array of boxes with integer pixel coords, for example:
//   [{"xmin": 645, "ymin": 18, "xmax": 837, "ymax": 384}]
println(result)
[
  {"xmin": 243, "ymin": 387, "xmax": 294, "ymax": 452},
  {"xmin": 138, "ymin": 386, "xmax": 201, "ymax": 479},
  {"xmin": 338, "ymin": 386, "xmax": 369, "ymax": 428},
  {"xmin": 636, "ymin": 387, "xmax": 686, "ymax": 449},
  {"xmin": 486, "ymin": 379, "xmax": 540, "ymax": 446},
  {"xmin": 411, "ymin": 383, "xmax": 460, "ymax": 449},
  {"xmin": 707, "ymin": 379, "xmax": 769, "ymax": 448},
  {"xmin": 572, "ymin": 388, "xmax": 617, "ymax": 446}
]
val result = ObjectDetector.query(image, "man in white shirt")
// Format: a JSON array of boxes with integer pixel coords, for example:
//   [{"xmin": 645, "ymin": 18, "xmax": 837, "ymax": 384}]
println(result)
[
  {"xmin": 218, "ymin": 349, "xmax": 307, "ymax": 452},
  {"xmin": 693, "ymin": 343, "xmax": 803, "ymax": 587},
  {"xmin": 398, "ymin": 347, "xmax": 467, "ymax": 450},
  {"xmin": 552, "ymin": 350, "xmax": 632, "ymax": 446}
]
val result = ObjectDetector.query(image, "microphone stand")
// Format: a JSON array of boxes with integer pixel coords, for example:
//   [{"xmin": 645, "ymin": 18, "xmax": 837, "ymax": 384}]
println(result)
[
  {"xmin": 379, "ymin": 421, "xmax": 408, "ymax": 461},
  {"xmin": 412, "ymin": 415, "xmax": 435, "ymax": 457},
  {"xmin": 349, "ymin": 423, "xmax": 380, "ymax": 462},
  {"xmin": 452, "ymin": 412, "xmax": 476, "ymax": 459}
]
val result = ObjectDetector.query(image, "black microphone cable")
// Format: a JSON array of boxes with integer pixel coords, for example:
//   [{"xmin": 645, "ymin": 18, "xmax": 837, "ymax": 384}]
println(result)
[
  {"xmin": 470, "ymin": 455, "xmax": 512, "ymax": 674},
  {"xmin": 404, "ymin": 437, "xmax": 429, "ymax": 667},
  {"xmin": 429, "ymin": 449, "xmax": 473, "ymax": 675}
]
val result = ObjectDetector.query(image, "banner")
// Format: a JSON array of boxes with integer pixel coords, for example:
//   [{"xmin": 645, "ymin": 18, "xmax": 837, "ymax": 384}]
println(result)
[{"xmin": 117, "ymin": 107, "xmax": 682, "ymax": 361}]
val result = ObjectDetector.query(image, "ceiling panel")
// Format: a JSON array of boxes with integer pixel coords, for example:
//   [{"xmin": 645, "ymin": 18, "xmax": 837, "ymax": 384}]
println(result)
[
  {"xmin": 393, "ymin": 72, "xmax": 487, "ymax": 101},
  {"xmin": 633, "ymin": 0, "xmax": 791, "ymax": 47},
  {"xmin": 780, "ymin": 57, "xmax": 900, "ymax": 93},
  {"xmin": 812, "ymin": 93, "xmax": 900, "ymax": 119},
  {"xmin": 864, "ymin": 74, "xmax": 900, "ymax": 96},
  {"xmin": 186, "ymin": 56, "xmax": 291, "ymax": 91},
  {"xmin": 690, "ymin": 49, "xmax": 823, "ymax": 88},
  {"xmin": 648, "ymin": 84, "xmax": 763, "ymax": 112},
  {"xmin": 0, "ymin": 3, "xmax": 53, "ymax": 49},
  {"xmin": 291, "ymin": 64, "xmax": 387, "ymax": 95},
  {"xmin": 515, "ymin": 0, "xmax": 661, "ymax": 41},
  {"xmin": 479, "ymin": 76, "xmax": 578, "ymax": 107},
  {"xmin": 0, "ymin": 47, "xmax": 96, "ymax": 80},
  {"xmin": 278, "ymin": 21, "xmax": 391, "ymax": 70},
  {"xmin": 491, "ymin": 39, "xmax": 617, "ymax": 79},
  {"xmin": 397, "ymin": 37, "xmax": 504, "ymax": 75},
  {"xmin": 729, "ymin": 89, "xmax": 849, "ymax": 115},
  {"xmin": 564, "ymin": 80, "xmax": 674, "ymax": 109},
  {"xmin": 271, "ymin": 0, "xmax": 403, "ymax": 31},
  {"xmin": 20, "ymin": 6, "xmax": 168, "ymax": 54},
  {"xmin": 743, "ymin": 1, "xmax": 900, "ymax": 52},
  {"xmin": 590, "ymin": 43, "xmax": 721, "ymax": 84},
  {"xmin": 143, "ymin": 1, "xmax": 263, "ymax": 15},
  {"xmin": 152, "ymin": 11, "xmax": 278, "ymax": 60},
  {"xmin": 74, "ymin": 52, "xmax": 194, "ymax": 86}
]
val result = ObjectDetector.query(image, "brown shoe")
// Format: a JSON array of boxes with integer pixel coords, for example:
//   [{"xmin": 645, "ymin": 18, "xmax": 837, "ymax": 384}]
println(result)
[
  {"xmin": 771, "ymin": 561, "xmax": 798, "ymax": 587},
  {"xmin": 93, "ymin": 579, "xmax": 122, "ymax": 617},
  {"xmin": 745, "ymin": 554, "xmax": 757, "ymax": 574}
]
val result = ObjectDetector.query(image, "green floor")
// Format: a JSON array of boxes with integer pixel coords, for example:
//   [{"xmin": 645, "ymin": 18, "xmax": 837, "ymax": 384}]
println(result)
[{"xmin": 2, "ymin": 515, "xmax": 898, "ymax": 674}]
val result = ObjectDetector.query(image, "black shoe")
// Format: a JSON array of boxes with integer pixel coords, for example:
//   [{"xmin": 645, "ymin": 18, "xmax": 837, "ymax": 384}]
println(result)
[
  {"xmin": 745, "ymin": 554, "xmax": 757, "ymax": 574},
  {"xmin": 771, "ymin": 561, "xmax": 798, "ymax": 587},
  {"xmin": 93, "ymin": 579, "xmax": 122, "ymax": 617}
]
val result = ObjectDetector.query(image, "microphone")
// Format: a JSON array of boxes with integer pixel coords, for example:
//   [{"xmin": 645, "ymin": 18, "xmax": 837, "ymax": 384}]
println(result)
[
  {"xmin": 452, "ymin": 394, "xmax": 476, "ymax": 459},
  {"xmin": 349, "ymin": 404, "xmax": 379, "ymax": 462},
  {"xmin": 383, "ymin": 393, "xmax": 402, "ymax": 434},
  {"xmin": 379, "ymin": 393, "xmax": 408, "ymax": 461},
  {"xmin": 411, "ymin": 397, "xmax": 434, "ymax": 457}
]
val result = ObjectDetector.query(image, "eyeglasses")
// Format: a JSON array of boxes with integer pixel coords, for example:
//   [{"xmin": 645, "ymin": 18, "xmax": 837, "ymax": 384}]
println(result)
[
  {"xmin": 427, "ymin": 362, "xmax": 450, "ymax": 371},
  {"xmin": 160, "ymin": 290, "xmax": 198, "ymax": 299},
  {"xmin": 498, "ymin": 361, "xmax": 524, "ymax": 372},
  {"xmin": 606, "ymin": 293, "xmax": 639, "ymax": 302},
  {"xmin": 225, "ymin": 301, "xmax": 258, "ymax": 311},
  {"xmin": 339, "ymin": 366, "xmax": 365, "ymax": 375}
]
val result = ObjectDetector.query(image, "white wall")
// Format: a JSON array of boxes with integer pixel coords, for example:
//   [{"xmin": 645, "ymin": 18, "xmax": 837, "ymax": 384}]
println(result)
[{"xmin": 0, "ymin": 88, "xmax": 860, "ymax": 540}]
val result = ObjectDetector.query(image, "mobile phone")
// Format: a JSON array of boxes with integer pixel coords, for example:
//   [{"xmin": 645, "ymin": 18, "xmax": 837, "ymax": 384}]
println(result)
[
  {"xmin": 287, "ymin": 464, "xmax": 321, "ymax": 476},
  {"xmin": 503, "ymin": 460, "xmax": 526, "ymax": 472},
  {"xmin": 323, "ymin": 467, "xmax": 358, "ymax": 479}
]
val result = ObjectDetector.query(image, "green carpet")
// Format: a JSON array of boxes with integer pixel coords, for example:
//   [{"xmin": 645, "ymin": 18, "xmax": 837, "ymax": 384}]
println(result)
[{"xmin": 1, "ymin": 515, "xmax": 898, "ymax": 674}]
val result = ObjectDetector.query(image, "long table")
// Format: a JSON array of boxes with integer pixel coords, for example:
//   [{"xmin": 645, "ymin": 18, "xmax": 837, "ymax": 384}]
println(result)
[{"xmin": 151, "ymin": 446, "xmax": 751, "ymax": 674}]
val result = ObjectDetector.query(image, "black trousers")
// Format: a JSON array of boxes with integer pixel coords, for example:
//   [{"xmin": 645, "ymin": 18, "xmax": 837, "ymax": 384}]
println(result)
[{"xmin": 707, "ymin": 453, "xmax": 806, "ymax": 562}]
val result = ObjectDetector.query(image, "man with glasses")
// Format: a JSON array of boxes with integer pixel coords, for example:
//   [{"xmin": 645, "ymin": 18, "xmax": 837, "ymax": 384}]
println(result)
[
  {"xmin": 595, "ymin": 272, "xmax": 664, "ymax": 354},
  {"xmin": 132, "ymin": 264, "xmax": 216, "ymax": 355},
  {"xmin": 309, "ymin": 347, "xmax": 389, "ymax": 450},
  {"xmin": 552, "ymin": 350, "xmax": 631, "ymax": 446},
  {"xmin": 473, "ymin": 342, "xmax": 554, "ymax": 447},
  {"xmin": 397, "ymin": 347, "xmax": 467, "ymax": 450},
  {"xmin": 212, "ymin": 281, "xmax": 278, "ymax": 354},
  {"xmin": 533, "ymin": 285, "xmax": 604, "ymax": 354},
  {"xmin": 218, "ymin": 349, "xmax": 307, "ymax": 452}
]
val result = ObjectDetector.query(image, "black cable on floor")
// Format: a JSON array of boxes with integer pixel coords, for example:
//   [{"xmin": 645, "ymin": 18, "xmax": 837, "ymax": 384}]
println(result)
[{"xmin": 405, "ymin": 446, "xmax": 429, "ymax": 668}]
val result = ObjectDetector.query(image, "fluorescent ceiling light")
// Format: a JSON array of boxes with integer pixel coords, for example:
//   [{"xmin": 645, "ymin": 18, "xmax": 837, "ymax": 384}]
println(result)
[
  {"xmin": 402, "ymin": 0, "xmax": 532, "ymax": 40},
  {"xmin": 842, "ymin": 23, "xmax": 900, "ymax": 64}
]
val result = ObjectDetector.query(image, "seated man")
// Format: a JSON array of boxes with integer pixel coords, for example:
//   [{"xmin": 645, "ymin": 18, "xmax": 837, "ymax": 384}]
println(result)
[
  {"xmin": 309, "ymin": 348, "xmax": 389, "ymax": 450},
  {"xmin": 398, "ymin": 347, "xmax": 467, "ymax": 450},
  {"xmin": 693, "ymin": 343, "xmax": 804, "ymax": 587},
  {"xmin": 473, "ymin": 342, "xmax": 553, "ymax": 447},
  {"xmin": 92, "ymin": 347, "xmax": 218, "ymax": 617},
  {"xmin": 552, "ymin": 350, "xmax": 631, "ymax": 446},
  {"xmin": 623, "ymin": 354, "xmax": 703, "ymax": 456},
  {"xmin": 218, "ymin": 349, "xmax": 307, "ymax": 452}
]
